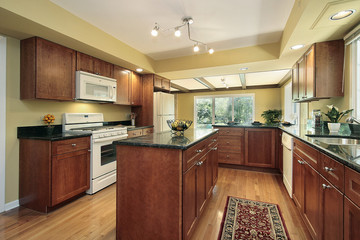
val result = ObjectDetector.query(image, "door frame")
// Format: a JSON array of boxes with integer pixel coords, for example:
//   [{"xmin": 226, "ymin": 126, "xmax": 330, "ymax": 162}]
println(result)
[{"xmin": 0, "ymin": 36, "xmax": 6, "ymax": 212}]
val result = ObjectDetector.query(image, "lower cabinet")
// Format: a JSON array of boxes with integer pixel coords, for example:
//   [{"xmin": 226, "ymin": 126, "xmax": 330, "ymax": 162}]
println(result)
[
  {"xmin": 344, "ymin": 196, "xmax": 360, "ymax": 240},
  {"xmin": 292, "ymin": 153, "xmax": 304, "ymax": 210},
  {"xmin": 19, "ymin": 137, "xmax": 90, "ymax": 213}
]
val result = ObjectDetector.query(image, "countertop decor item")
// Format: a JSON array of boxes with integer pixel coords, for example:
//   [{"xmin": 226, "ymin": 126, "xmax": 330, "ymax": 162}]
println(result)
[
  {"xmin": 218, "ymin": 196, "xmax": 290, "ymax": 240},
  {"xmin": 261, "ymin": 109, "xmax": 282, "ymax": 124},
  {"xmin": 42, "ymin": 113, "xmax": 55, "ymax": 135},
  {"xmin": 167, "ymin": 119, "xmax": 193, "ymax": 135},
  {"xmin": 323, "ymin": 105, "xmax": 353, "ymax": 132},
  {"xmin": 130, "ymin": 112, "xmax": 137, "ymax": 126}
]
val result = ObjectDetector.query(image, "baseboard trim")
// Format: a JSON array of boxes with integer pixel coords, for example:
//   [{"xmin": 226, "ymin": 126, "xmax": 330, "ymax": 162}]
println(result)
[{"xmin": 5, "ymin": 199, "xmax": 19, "ymax": 211}]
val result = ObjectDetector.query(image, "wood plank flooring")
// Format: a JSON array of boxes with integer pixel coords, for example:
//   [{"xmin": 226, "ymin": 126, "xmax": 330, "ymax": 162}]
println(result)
[{"xmin": 0, "ymin": 168, "xmax": 311, "ymax": 240}]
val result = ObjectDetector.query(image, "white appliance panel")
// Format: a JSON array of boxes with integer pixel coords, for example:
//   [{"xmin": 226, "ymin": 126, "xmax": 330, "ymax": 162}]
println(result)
[
  {"xmin": 153, "ymin": 92, "xmax": 175, "ymax": 132},
  {"xmin": 282, "ymin": 132, "xmax": 293, "ymax": 198}
]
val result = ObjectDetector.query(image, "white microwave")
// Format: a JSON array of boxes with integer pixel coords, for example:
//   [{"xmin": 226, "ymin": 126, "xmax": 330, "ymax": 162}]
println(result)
[{"xmin": 76, "ymin": 71, "xmax": 117, "ymax": 102}]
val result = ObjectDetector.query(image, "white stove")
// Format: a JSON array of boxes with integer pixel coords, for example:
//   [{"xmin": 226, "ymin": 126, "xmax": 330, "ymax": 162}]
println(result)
[{"xmin": 63, "ymin": 113, "xmax": 128, "ymax": 194}]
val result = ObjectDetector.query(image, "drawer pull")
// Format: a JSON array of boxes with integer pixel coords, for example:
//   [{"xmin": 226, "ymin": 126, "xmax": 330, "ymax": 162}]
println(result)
[
  {"xmin": 72, "ymin": 144, "xmax": 77, "ymax": 147},
  {"xmin": 324, "ymin": 167, "xmax": 334, "ymax": 172},
  {"xmin": 212, "ymin": 147, "xmax": 218, "ymax": 151},
  {"xmin": 226, "ymin": 142, "xmax": 230, "ymax": 144},
  {"xmin": 196, "ymin": 149, "xmax": 203, "ymax": 153},
  {"xmin": 196, "ymin": 161, "xmax": 203, "ymax": 166},
  {"xmin": 212, "ymin": 139, "xmax": 217, "ymax": 142},
  {"xmin": 297, "ymin": 160, "xmax": 305, "ymax": 165},
  {"xmin": 226, "ymin": 155, "xmax": 230, "ymax": 158},
  {"xmin": 322, "ymin": 184, "xmax": 331, "ymax": 189}
]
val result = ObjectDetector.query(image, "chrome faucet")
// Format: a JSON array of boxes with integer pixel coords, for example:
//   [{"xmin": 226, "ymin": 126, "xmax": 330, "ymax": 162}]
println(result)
[{"xmin": 346, "ymin": 116, "xmax": 360, "ymax": 124}]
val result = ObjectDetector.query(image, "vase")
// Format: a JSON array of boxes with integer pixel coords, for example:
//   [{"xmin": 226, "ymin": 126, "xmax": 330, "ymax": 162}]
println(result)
[
  {"xmin": 45, "ymin": 125, "xmax": 55, "ymax": 135},
  {"xmin": 327, "ymin": 122, "xmax": 341, "ymax": 132},
  {"xmin": 131, "ymin": 119, "xmax": 135, "ymax": 126}
]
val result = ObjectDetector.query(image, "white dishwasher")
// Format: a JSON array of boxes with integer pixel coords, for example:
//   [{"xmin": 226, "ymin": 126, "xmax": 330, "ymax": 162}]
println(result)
[{"xmin": 282, "ymin": 132, "xmax": 294, "ymax": 198}]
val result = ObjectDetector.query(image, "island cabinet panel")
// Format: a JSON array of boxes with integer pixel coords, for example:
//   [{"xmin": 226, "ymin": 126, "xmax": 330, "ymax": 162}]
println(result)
[
  {"xmin": 19, "ymin": 137, "xmax": 90, "ymax": 213},
  {"xmin": 344, "ymin": 196, "xmax": 360, "ymax": 240},
  {"xmin": 244, "ymin": 128, "xmax": 276, "ymax": 168},
  {"xmin": 21, "ymin": 37, "xmax": 76, "ymax": 101},
  {"xmin": 293, "ymin": 152, "xmax": 304, "ymax": 210},
  {"xmin": 319, "ymin": 152, "xmax": 344, "ymax": 192}
]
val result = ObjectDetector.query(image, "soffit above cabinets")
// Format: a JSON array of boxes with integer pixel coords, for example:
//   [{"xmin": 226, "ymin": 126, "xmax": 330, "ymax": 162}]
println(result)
[{"xmin": 170, "ymin": 69, "xmax": 290, "ymax": 92}]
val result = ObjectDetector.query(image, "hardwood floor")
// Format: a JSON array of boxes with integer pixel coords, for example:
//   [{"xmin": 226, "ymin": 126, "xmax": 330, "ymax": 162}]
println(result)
[{"xmin": 0, "ymin": 168, "xmax": 311, "ymax": 240}]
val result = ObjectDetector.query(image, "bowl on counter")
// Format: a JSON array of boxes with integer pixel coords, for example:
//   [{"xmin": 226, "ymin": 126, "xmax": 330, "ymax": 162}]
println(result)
[{"xmin": 167, "ymin": 119, "xmax": 193, "ymax": 135}]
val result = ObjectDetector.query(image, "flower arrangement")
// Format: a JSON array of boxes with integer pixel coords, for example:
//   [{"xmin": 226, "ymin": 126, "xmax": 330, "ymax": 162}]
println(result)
[
  {"xmin": 322, "ymin": 105, "xmax": 353, "ymax": 123},
  {"xmin": 43, "ymin": 114, "xmax": 55, "ymax": 127}
]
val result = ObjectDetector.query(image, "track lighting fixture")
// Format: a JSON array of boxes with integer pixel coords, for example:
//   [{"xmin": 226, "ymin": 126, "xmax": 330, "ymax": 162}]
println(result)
[{"xmin": 151, "ymin": 17, "xmax": 214, "ymax": 54}]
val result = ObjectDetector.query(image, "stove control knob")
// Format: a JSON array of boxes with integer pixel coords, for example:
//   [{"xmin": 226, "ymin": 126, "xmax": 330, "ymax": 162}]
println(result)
[
  {"xmin": 112, "ymin": 132, "xmax": 117, "ymax": 136},
  {"xmin": 105, "ymin": 133, "xmax": 111, "ymax": 137},
  {"xmin": 99, "ymin": 134, "xmax": 105, "ymax": 138}
]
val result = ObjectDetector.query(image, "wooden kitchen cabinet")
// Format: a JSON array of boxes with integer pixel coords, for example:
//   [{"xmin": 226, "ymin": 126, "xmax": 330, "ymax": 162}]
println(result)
[
  {"xmin": 293, "ymin": 152, "xmax": 304, "ymax": 210},
  {"xmin": 344, "ymin": 196, "xmax": 360, "ymax": 240},
  {"xmin": 76, "ymin": 52, "xmax": 114, "ymax": 78},
  {"xmin": 154, "ymin": 75, "xmax": 171, "ymax": 91},
  {"xmin": 142, "ymin": 127, "xmax": 154, "ymax": 135},
  {"xmin": 19, "ymin": 137, "xmax": 90, "ymax": 213},
  {"xmin": 217, "ymin": 127, "xmax": 244, "ymax": 165},
  {"xmin": 292, "ymin": 63, "xmax": 300, "ymax": 101},
  {"xmin": 127, "ymin": 129, "xmax": 142, "ymax": 138},
  {"xmin": 245, "ymin": 128, "xmax": 276, "ymax": 168},
  {"xmin": 20, "ymin": 37, "xmax": 76, "ymax": 101},
  {"xmin": 114, "ymin": 65, "xmax": 131, "ymax": 105},
  {"xmin": 131, "ymin": 72, "xmax": 142, "ymax": 106},
  {"xmin": 292, "ymin": 40, "xmax": 344, "ymax": 102}
]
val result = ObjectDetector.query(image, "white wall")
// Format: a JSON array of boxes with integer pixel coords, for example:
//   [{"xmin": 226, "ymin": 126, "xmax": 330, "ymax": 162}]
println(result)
[{"xmin": 0, "ymin": 36, "xmax": 6, "ymax": 212}]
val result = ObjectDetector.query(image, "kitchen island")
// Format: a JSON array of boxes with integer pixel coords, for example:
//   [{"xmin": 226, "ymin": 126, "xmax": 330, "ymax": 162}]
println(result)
[{"xmin": 113, "ymin": 128, "xmax": 218, "ymax": 240}]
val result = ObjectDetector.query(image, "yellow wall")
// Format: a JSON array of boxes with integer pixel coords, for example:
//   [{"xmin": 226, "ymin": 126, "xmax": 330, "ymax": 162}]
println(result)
[
  {"xmin": 176, "ymin": 88, "xmax": 281, "ymax": 125},
  {"xmin": 5, "ymin": 37, "xmax": 131, "ymax": 203}
]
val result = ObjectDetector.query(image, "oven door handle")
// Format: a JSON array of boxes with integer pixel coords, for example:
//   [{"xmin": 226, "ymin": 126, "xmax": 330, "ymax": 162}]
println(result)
[{"xmin": 93, "ymin": 135, "xmax": 128, "ymax": 143}]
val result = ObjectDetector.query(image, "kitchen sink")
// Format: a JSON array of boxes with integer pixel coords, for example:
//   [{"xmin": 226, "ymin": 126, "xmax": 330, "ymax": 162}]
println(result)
[{"xmin": 310, "ymin": 137, "xmax": 360, "ymax": 145}]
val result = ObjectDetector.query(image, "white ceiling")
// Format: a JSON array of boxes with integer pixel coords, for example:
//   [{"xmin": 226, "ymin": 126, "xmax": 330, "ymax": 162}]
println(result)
[
  {"xmin": 171, "ymin": 69, "xmax": 290, "ymax": 91},
  {"xmin": 51, "ymin": 0, "xmax": 294, "ymax": 60}
]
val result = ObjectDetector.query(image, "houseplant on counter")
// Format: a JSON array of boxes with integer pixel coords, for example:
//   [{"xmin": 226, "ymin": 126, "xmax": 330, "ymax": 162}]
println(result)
[
  {"xmin": 323, "ymin": 105, "xmax": 353, "ymax": 132},
  {"xmin": 261, "ymin": 109, "xmax": 282, "ymax": 125}
]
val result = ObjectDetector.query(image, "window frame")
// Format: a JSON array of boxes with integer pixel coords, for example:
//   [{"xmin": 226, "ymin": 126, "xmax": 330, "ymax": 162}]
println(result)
[{"xmin": 194, "ymin": 93, "xmax": 255, "ymax": 128}]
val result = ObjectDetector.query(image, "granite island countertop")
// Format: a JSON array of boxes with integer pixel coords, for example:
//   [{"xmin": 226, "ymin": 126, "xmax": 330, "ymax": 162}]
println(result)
[
  {"xmin": 113, "ymin": 128, "xmax": 218, "ymax": 150},
  {"xmin": 213, "ymin": 123, "xmax": 360, "ymax": 172}
]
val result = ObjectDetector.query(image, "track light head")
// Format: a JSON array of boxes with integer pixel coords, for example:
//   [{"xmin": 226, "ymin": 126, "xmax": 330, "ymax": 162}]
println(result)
[
  {"xmin": 174, "ymin": 28, "xmax": 181, "ymax": 37},
  {"xmin": 193, "ymin": 44, "xmax": 200, "ymax": 52},
  {"xmin": 151, "ymin": 24, "xmax": 159, "ymax": 37},
  {"xmin": 208, "ymin": 48, "xmax": 214, "ymax": 54}
]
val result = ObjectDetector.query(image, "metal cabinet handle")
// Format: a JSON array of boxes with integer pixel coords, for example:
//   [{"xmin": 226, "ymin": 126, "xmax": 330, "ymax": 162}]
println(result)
[
  {"xmin": 212, "ymin": 139, "xmax": 217, "ymax": 142},
  {"xmin": 196, "ymin": 161, "xmax": 203, "ymax": 166},
  {"xmin": 72, "ymin": 144, "xmax": 77, "ymax": 147},
  {"xmin": 297, "ymin": 160, "xmax": 305, "ymax": 165},
  {"xmin": 196, "ymin": 149, "xmax": 203, "ymax": 153},
  {"xmin": 226, "ymin": 142, "xmax": 230, "ymax": 144},
  {"xmin": 324, "ymin": 167, "xmax": 334, "ymax": 172},
  {"xmin": 213, "ymin": 147, "xmax": 218, "ymax": 151},
  {"xmin": 226, "ymin": 155, "xmax": 230, "ymax": 158},
  {"xmin": 322, "ymin": 184, "xmax": 331, "ymax": 189}
]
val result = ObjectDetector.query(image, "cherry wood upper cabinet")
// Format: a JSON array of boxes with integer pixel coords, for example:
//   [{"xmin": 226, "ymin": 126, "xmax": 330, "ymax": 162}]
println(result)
[
  {"xmin": 292, "ymin": 40, "xmax": 344, "ymax": 102},
  {"xmin": 20, "ymin": 37, "xmax": 76, "ymax": 101},
  {"xmin": 154, "ymin": 74, "xmax": 171, "ymax": 91},
  {"xmin": 76, "ymin": 52, "xmax": 114, "ymax": 78},
  {"xmin": 244, "ymin": 128, "xmax": 276, "ymax": 168},
  {"xmin": 292, "ymin": 63, "xmax": 299, "ymax": 101},
  {"xmin": 113, "ymin": 66, "xmax": 131, "ymax": 105},
  {"xmin": 131, "ymin": 72, "xmax": 142, "ymax": 106}
]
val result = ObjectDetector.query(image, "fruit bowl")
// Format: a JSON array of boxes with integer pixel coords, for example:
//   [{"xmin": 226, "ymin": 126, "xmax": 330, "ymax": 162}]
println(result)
[{"xmin": 167, "ymin": 119, "xmax": 193, "ymax": 135}]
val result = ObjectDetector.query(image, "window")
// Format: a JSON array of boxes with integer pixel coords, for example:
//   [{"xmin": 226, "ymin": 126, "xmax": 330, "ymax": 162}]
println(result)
[
  {"xmin": 284, "ymin": 82, "xmax": 299, "ymax": 125},
  {"xmin": 195, "ymin": 94, "xmax": 255, "ymax": 128}
]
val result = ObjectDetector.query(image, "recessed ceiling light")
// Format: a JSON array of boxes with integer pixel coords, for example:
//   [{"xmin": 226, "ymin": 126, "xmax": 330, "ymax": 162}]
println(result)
[
  {"xmin": 240, "ymin": 67, "xmax": 248, "ymax": 71},
  {"xmin": 330, "ymin": 9, "xmax": 355, "ymax": 20},
  {"xmin": 290, "ymin": 44, "xmax": 305, "ymax": 50},
  {"xmin": 208, "ymin": 48, "xmax": 214, "ymax": 54},
  {"xmin": 136, "ymin": 68, "xmax": 143, "ymax": 72}
]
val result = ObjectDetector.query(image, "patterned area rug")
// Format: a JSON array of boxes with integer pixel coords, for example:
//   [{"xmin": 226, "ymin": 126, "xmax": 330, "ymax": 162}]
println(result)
[{"xmin": 218, "ymin": 196, "xmax": 290, "ymax": 240}]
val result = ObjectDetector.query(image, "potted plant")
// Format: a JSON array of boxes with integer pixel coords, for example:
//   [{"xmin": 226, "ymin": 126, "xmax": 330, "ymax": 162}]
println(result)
[
  {"xmin": 323, "ymin": 105, "xmax": 353, "ymax": 132},
  {"xmin": 261, "ymin": 109, "xmax": 282, "ymax": 125}
]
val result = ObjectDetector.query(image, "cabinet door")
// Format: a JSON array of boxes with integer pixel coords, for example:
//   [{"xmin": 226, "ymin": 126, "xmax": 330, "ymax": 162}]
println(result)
[
  {"xmin": 245, "ymin": 128, "xmax": 275, "ymax": 168},
  {"xmin": 93, "ymin": 57, "xmax": 114, "ymax": 78},
  {"xmin": 293, "ymin": 153, "xmax": 304, "ymax": 210},
  {"xmin": 205, "ymin": 154, "xmax": 213, "ymax": 198},
  {"xmin": 51, "ymin": 149, "xmax": 90, "ymax": 206},
  {"xmin": 303, "ymin": 162, "xmax": 320, "ymax": 240},
  {"xmin": 36, "ymin": 38, "xmax": 76, "ymax": 100},
  {"xmin": 344, "ymin": 197, "xmax": 360, "ymax": 240},
  {"xmin": 131, "ymin": 72, "xmax": 142, "ymax": 106},
  {"xmin": 114, "ymin": 66, "xmax": 131, "ymax": 105},
  {"xmin": 162, "ymin": 78, "xmax": 171, "ymax": 91},
  {"xmin": 183, "ymin": 165, "xmax": 197, "ymax": 239},
  {"xmin": 319, "ymin": 176, "xmax": 343, "ymax": 240},
  {"xmin": 211, "ymin": 145, "xmax": 218, "ymax": 185},
  {"xmin": 197, "ymin": 155, "xmax": 207, "ymax": 215},
  {"xmin": 154, "ymin": 75, "xmax": 162, "ymax": 88},
  {"xmin": 305, "ymin": 46, "xmax": 315, "ymax": 99},
  {"xmin": 298, "ymin": 57, "xmax": 306, "ymax": 100},
  {"xmin": 292, "ymin": 63, "xmax": 300, "ymax": 101},
  {"xmin": 76, "ymin": 52, "xmax": 94, "ymax": 73}
]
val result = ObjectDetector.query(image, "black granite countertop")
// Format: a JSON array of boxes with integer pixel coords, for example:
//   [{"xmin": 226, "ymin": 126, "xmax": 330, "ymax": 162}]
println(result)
[
  {"xmin": 114, "ymin": 128, "xmax": 218, "ymax": 150},
  {"xmin": 127, "ymin": 125, "xmax": 154, "ymax": 131},
  {"xmin": 213, "ymin": 123, "xmax": 360, "ymax": 172},
  {"xmin": 17, "ymin": 125, "xmax": 91, "ymax": 141}
]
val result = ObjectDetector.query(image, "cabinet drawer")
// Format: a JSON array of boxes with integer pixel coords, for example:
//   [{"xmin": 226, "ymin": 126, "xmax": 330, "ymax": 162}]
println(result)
[
  {"xmin": 218, "ymin": 127, "xmax": 244, "ymax": 136},
  {"xmin": 345, "ymin": 166, "xmax": 360, "ymax": 207},
  {"xmin": 293, "ymin": 139, "xmax": 319, "ymax": 170},
  {"xmin": 218, "ymin": 136, "xmax": 242, "ymax": 151},
  {"xmin": 183, "ymin": 140, "xmax": 207, "ymax": 172},
  {"xmin": 142, "ymin": 128, "xmax": 153, "ymax": 135},
  {"xmin": 319, "ymin": 153, "xmax": 344, "ymax": 192},
  {"xmin": 52, "ymin": 137, "xmax": 90, "ymax": 156},
  {"xmin": 127, "ymin": 129, "xmax": 143, "ymax": 138},
  {"xmin": 218, "ymin": 152, "xmax": 242, "ymax": 165},
  {"xmin": 206, "ymin": 133, "xmax": 218, "ymax": 149}
]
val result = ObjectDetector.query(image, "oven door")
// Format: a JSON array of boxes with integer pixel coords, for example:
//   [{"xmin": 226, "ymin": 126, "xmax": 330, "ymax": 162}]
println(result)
[{"xmin": 91, "ymin": 135, "xmax": 126, "ymax": 179}]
